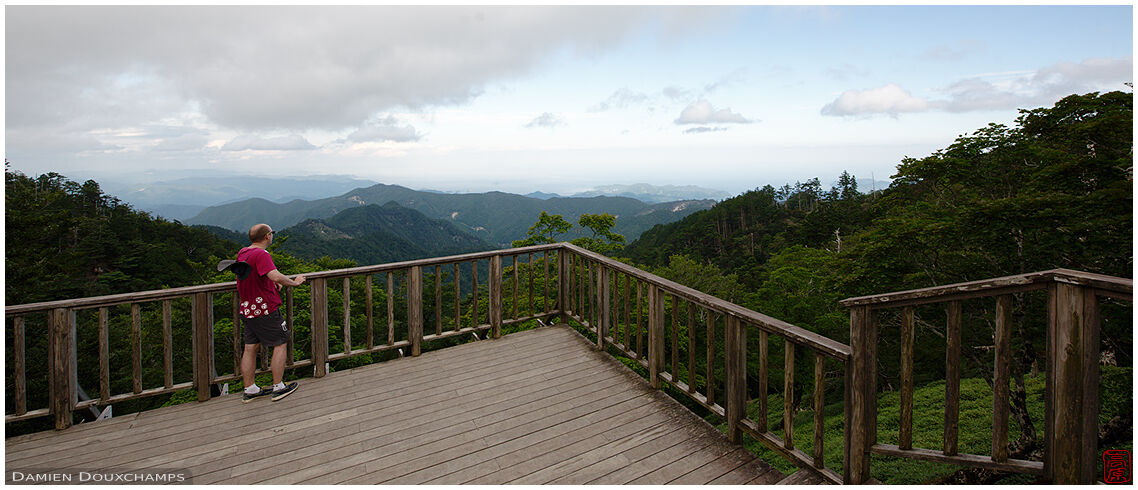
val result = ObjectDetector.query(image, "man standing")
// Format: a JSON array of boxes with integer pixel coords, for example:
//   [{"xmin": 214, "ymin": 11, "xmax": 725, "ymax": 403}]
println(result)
[{"xmin": 237, "ymin": 223, "xmax": 305, "ymax": 402}]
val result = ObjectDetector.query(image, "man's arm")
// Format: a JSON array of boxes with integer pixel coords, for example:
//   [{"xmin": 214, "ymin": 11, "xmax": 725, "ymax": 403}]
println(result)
[{"xmin": 266, "ymin": 269, "xmax": 306, "ymax": 287}]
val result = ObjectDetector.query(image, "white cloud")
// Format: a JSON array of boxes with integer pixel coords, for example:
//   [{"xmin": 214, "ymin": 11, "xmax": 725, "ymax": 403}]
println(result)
[
  {"xmin": 525, "ymin": 113, "xmax": 565, "ymax": 128},
  {"xmin": 823, "ymin": 57, "xmax": 1133, "ymax": 117},
  {"xmin": 674, "ymin": 100, "xmax": 753, "ymax": 125},
  {"xmin": 662, "ymin": 86, "xmax": 690, "ymax": 101},
  {"xmin": 347, "ymin": 118, "xmax": 422, "ymax": 143},
  {"xmin": 221, "ymin": 134, "xmax": 316, "ymax": 151},
  {"xmin": 682, "ymin": 126, "xmax": 728, "ymax": 134},
  {"xmin": 820, "ymin": 84, "xmax": 930, "ymax": 117},
  {"xmin": 590, "ymin": 88, "xmax": 650, "ymax": 112}
]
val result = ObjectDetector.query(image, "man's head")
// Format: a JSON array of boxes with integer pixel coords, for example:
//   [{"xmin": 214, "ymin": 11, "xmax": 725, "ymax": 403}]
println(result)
[{"xmin": 249, "ymin": 223, "xmax": 274, "ymax": 245}]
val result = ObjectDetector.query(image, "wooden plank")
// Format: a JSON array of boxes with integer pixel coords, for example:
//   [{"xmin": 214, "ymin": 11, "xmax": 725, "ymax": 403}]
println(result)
[
  {"xmin": 286, "ymin": 287, "xmax": 295, "ymax": 366},
  {"xmin": 163, "ymin": 300, "xmax": 173, "ymax": 389},
  {"xmin": 784, "ymin": 340, "xmax": 795, "ymax": 450},
  {"xmin": 343, "ymin": 277, "xmax": 351, "ymax": 355},
  {"xmin": 311, "ymin": 278, "xmax": 327, "ymax": 378},
  {"xmin": 635, "ymin": 280, "xmax": 643, "ymax": 359},
  {"xmin": 814, "ymin": 351, "xmax": 825, "ymax": 468},
  {"xmin": 669, "ymin": 447, "xmax": 754, "ymax": 484},
  {"xmin": 232, "ymin": 293, "xmax": 241, "ymax": 376},
  {"xmin": 365, "ymin": 275, "xmax": 374, "ymax": 349},
  {"xmin": 513, "ymin": 254, "xmax": 519, "ymax": 320},
  {"xmin": 454, "ymin": 264, "xmax": 461, "ymax": 332},
  {"xmin": 191, "ymin": 294, "xmax": 213, "ymax": 402},
  {"xmin": 98, "ymin": 308, "xmax": 109, "ymax": 402},
  {"xmin": 705, "ymin": 308, "xmax": 715, "ymax": 406},
  {"xmin": 648, "ymin": 285, "xmax": 665, "ymax": 389},
  {"xmin": 992, "ymin": 295, "xmax": 1011, "ymax": 463},
  {"xmin": 1047, "ymin": 282, "xmax": 1098, "ymax": 484},
  {"xmin": 387, "ymin": 272, "xmax": 395, "ymax": 344},
  {"xmin": 408, "ymin": 266, "xmax": 423, "ymax": 355},
  {"xmin": 872, "ymin": 444, "xmax": 1044, "ymax": 475},
  {"xmin": 900, "ymin": 306, "xmax": 914, "ymax": 450},
  {"xmin": 944, "ymin": 300, "xmax": 961, "ymax": 456},
  {"xmin": 131, "ymin": 303, "xmax": 142, "ymax": 394},
  {"xmin": 489, "ymin": 257, "xmax": 502, "ymax": 339},
  {"xmin": 725, "ymin": 315, "xmax": 746, "ymax": 444},
  {"xmin": 846, "ymin": 305, "xmax": 871, "ymax": 484},
  {"xmin": 758, "ymin": 329, "xmax": 768, "ymax": 432},
  {"xmin": 14, "ymin": 316, "xmax": 26, "ymax": 415},
  {"xmin": 435, "ymin": 265, "xmax": 442, "ymax": 336},
  {"xmin": 687, "ymin": 300, "xmax": 695, "ymax": 394},
  {"xmin": 528, "ymin": 253, "xmax": 534, "ymax": 317},
  {"xmin": 671, "ymin": 292, "xmax": 679, "ymax": 380},
  {"xmin": 48, "ymin": 308, "xmax": 76, "ymax": 430}
]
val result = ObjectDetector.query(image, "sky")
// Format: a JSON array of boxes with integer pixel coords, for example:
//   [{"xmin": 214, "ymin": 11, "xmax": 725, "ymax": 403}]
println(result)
[{"xmin": 4, "ymin": 4, "xmax": 1134, "ymax": 198}]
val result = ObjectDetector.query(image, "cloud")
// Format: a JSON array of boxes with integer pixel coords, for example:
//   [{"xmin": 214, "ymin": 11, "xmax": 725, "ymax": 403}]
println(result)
[
  {"xmin": 590, "ymin": 88, "xmax": 650, "ymax": 112},
  {"xmin": 820, "ymin": 84, "xmax": 930, "ymax": 117},
  {"xmin": 221, "ymin": 134, "xmax": 316, "ymax": 151},
  {"xmin": 662, "ymin": 86, "xmax": 690, "ymax": 101},
  {"xmin": 674, "ymin": 100, "xmax": 753, "ymax": 125},
  {"xmin": 822, "ymin": 57, "xmax": 1132, "ymax": 117},
  {"xmin": 682, "ymin": 126, "xmax": 728, "ymax": 134},
  {"xmin": 347, "ymin": 117, "xmax": 422, "ymax": 143},
  {"xmin": 921, "ymin": 40, "xmax": 986, "ymax": 62},
  {"xmin": 704, "ymin": 68, "xmax": 747, "ymax": 93},
  {"xmin": 525, "ymin": 113, "xmax": 565, "ymax": 128},
  {"xmin": 825, "ymin": 63, "xmax": 869, "ymax": 82}
]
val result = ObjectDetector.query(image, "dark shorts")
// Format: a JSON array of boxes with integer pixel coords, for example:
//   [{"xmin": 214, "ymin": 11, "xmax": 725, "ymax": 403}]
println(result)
[{"xmin": 242, "ymin": 309, "xmax": 289, "ymax": 347}]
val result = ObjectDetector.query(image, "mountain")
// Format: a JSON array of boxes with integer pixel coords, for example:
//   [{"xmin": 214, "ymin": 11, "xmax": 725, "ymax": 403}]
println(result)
[
  {"xmin": 186, "ymin": 183, "xmax": 716, "ymax": 246},
  {"xmin": 104, "ymin": 174, "xmax": 378, "ymax": 221},
  {"xmin": 569, "ymin": 183, "xmax": 730, "ymax": 203},
  {"xmin": 275, "ymin": 202, "xmax": 494, "ymax": 265}
]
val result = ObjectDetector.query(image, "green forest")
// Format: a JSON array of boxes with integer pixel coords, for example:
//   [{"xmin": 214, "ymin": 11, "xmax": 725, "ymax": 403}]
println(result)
[{"xmin": 4, "ymin": 91, "xmax": 1132, "ymax": 483}]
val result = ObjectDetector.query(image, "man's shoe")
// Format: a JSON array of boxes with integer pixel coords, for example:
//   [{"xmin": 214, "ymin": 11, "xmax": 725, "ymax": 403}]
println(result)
[
  {"xmin": 271, "ymin": 382, "xmax": 299, "ymax": 402},
  {"xmin": 242, "ymin": 387, "xmax": 273, "ymax": 403}
]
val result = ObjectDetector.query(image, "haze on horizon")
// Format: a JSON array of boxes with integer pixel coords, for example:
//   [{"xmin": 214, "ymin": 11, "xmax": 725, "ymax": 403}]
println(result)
[{"xmin": 5, "ymin": 5, "xmax": 1133, "ymax": 199}]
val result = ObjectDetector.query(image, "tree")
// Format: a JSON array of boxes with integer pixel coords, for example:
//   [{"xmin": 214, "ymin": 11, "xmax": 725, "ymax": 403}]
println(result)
[
  {"xmin": 511, "ymin": 211, "xmax": 571, "ymax": 247},
  {"xmin": 571, "ymin": 213, "xmax": 626, "ymax": 254}
]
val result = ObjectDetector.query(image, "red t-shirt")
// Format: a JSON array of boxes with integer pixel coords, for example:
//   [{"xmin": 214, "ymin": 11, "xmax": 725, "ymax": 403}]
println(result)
[{"xmin": 236, "ymin": 247, "xmax": 282, "ymax": 318}]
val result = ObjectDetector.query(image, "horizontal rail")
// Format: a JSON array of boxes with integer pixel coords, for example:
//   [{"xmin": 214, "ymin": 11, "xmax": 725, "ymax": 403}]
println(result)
[
  {"xmin": 5, "ymin": 243, "xmax": 563, "ymax": 316},
  {"xmin": 872, "ymin": 444, "xmax": 1045, "ymax": 476},
  {"xmin": 562, "ymin": 243, "xmax": 851, "ymax": 360},
  {"xmin": 840, "ymin": 268, "xmax": 1132, "ymax": 308}
]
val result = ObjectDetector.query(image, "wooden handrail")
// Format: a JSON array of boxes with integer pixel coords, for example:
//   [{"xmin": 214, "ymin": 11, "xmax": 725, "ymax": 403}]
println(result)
[{"xmin": 840, "ymin": 268, "xmax": 1132, "ymax": 308}]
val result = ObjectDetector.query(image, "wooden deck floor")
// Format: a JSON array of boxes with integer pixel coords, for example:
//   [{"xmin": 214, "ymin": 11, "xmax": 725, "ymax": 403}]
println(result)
[{"xmin": 5, "ymin": 325, "xmax": 785, "ymax": 484}]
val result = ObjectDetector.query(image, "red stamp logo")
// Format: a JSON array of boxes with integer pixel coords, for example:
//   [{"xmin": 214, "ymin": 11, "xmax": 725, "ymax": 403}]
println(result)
[{"xmin": 1104, "ymin": 449, "xmax": 1131, "ymax": 484}]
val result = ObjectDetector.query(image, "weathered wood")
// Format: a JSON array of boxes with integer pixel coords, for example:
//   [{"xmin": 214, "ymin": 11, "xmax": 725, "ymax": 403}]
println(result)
[
  {"xmin": 311, "ymin": 278, "xmax": 328, "ymax": 378},
  {"xmin": 489, "ymin": 257, "xmax": 502, "ymax": 339},
  {"xmin": 543, "ymin": 251, "xmax": 550, "ymax": 314},
  {"xmin": 725, "ymin": 316, "xmax": 746, "ymax": 444},
  {"xmin": 648, "ymin": 285, "xmax": 665, "ymax": 389},
  {"xmin": 409, "ymin": 266, "xmax": 424, "ymax": 354},
  {"xmin": 343, "ymin": 277, "xmax": 352, "ymax": 355},
  {"xmin": 624, "ymin": 274, "xmax": 631, "ymax": 350},
  {"xmin": 846, "ymin": 305, "xmax": 872, "ymax": 484},
  {"xmin": 131, "ymin": 303, "xmax": 142, "ymax": 394},
  {"xmin": 528, "ymin": 253, "xmax": 534, "ymax": 317},
  {"xmin": 671, "ymin": 293, "xmax": 679, "ymax": 380},
  {"xmin": 944, "ymin": 300, "xmax": 961, "ymax": 456},
  {"xmin": 635, "ymin": 281, "xmax": 643, "ymax": 359},
  {"xmin": 163, "ymin": 300, "xmax": 173, "ymax": 389},
  {"xmin": 472, "ymin": 261, "xmax": 480, "ymax": 326},
  {"xmin": 900, "ymin": 306, "xmax": 914, "ymax": 450},
  {"xmin": 687, "ymin": 301, "xmax": 695, "ymax": 394},
  {"xmin": 13, "ymin": 316, "xmax": 27, "ymax": 415},
  {"xmin": 454, "ymin": 264, "xmax": 461, "ymax": 332},
  {"xmin": 598, "ymin": 266, "xmax": 610, "ymax": 350},
  {"xmin": 1046, "ymin": 282, "xmax": 1099, "ymax": 484},
  {"xmin": 286, "ymin": 287, "xmax": 295, "ymax": 366},
  {"xmin": 232, "ymin": 294, "xmax": 241, "ymax": 376},
  {"xmin": 738, "ymin": 418, "xmax": 843, "ymax": 484},
  {"xmin": 387, "ymin": 272, "xmax": 395, "ymax": 344},
  {"xmin": 758, "ymin": 329, "xmax": 769, "ymax": 433},
  {"xmin": 784, "ymin": 340, "xmax": 795, "ymax": 450},
  {"xmin": 512, "ymin": 255, "xmax": 519, "ymax": 320},
  {"xmin": 435, "ymin": 265, "xmax": 442, "ymax": 336},
  {"xmin": 992, "ymin": 295, "xmax": 1011, "ymax": 463},
  {"xmin": 706, "ymin": 309, "xmax": 716, "ymax": 407},
  {"xmin": 191, "ymin": 293, "xmax": 213, "ymax": 402},
  {"xmin": 871, "ymin": 444, "xmax": 1044, "ymax": 475},
  {"xmin": 841, "ymin": 268, "xmax": 1130, "ymax": 309},
  {"xmin": 814, "ymin": 352, "xmax": 825, "ymax": 468},
  {"xmin": 587, "ymin": 261, "xmax": 596, "ymax": 330},
  {"xmin": 366, "ymin": 275, "xmax": 374, "ymax": 349},
  {"xmin": 98, "ymin": 308, "xmax": 109, "ymax": 402}
]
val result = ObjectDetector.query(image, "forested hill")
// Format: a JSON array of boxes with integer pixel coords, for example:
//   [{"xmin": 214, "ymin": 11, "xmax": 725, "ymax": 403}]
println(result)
[
  {"xmin": 622, "ymin": 90, "xmax": 1132, "ymax": 338},
  {"xmin": 185, "ymin": 183, "xmax": 716, "ymax": 246},
  {"xmin": 5, "ymin": 169, "xmax": 242, "ymax": 305},
  {"xmin": 275, "ymin": 202, "xmax": 494, "ymax": 265}
]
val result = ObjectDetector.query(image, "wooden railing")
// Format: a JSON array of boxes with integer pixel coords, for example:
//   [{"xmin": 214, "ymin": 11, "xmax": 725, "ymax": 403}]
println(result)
[
  {"xmin": 5, "ymin": 244, "xmax": 563, "ymax": 431},
  {"xmin": 559, "ymin": 243, "xmax": 850, "ymax": 484},
  {"xmin": 840, "ymin": 269, "xmax": 1132, "ymax": 484},
  {"xmin": 7, "ymin": 242, "xmax": 1128, "ymax": 485}
]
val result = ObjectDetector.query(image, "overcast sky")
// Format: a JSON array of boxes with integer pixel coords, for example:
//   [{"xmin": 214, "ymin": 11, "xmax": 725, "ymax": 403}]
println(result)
[{"xmin": 5, "ymin": 5, "xmax": 1133, "ymax": 197}]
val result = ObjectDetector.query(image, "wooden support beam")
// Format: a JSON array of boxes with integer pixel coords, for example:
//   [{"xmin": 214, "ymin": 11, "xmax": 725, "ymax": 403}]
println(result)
[
  {"xmin": 1046, "ymin": 282, "xmax": 1100, "ymax": 484},
  {"xmin": 992, "ymin": 296, "xmax": 1011, "ymax": 463},
  {"xmin": 725, "ymin": 315, "xmax": 746, "ymax": 444},
  {"xmin": 311, "ymin": 278, "xmax": 328, "ymax": 377},
  {"xmin": 945, "ymin": 300, "xmax": 961, "ymax": 456},
  {"xmin": 191, "ymin": 293, "xmax": 213, "ymax": 402},
  {"xmin": 49, "ymin": 308, "xmax": 76, "ymax": 430},
  {"xmin": 488, "ymin": 258, "xmax": 501, "ymax": 340},
  {"xmin": 409, "ymin": 266, "xmax": 424, "ymax": 353}
]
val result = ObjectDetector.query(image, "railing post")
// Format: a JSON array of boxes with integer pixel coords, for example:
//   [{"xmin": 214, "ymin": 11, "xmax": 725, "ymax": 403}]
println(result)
[
  {"xmin": 845, "ymin": 305, "xmax": 875, "ymax": 484},
  {"xmin": 647, "ymin": 284, "xmax": 665, "ymax": 389},
  {"xmin": 557, "ymin": 248, "xmax": 568, "ymax": 322},
  {"xmin": 488, "ymin": 257, "xmax": 501, "ymax": 339},
  {"xmin": 191, "ymin": 293, "xmax": 214, "ymax": 402},
  {"xmin": 407, "ymin": 265, "xmax": 423, "ymax": 351},
  {"xmin": 311, "ymin": 278, "xmax": 328, "ymax": 377},
  {"xmin": 49, "ymin": 308, "xmax": 76, "ymax": 430},
  {"xmin": 725, "ymin": 315, "xmax": 747, "ymax": 444},
  {"xmin": 1045, "ymin": 282, "xmax": 1100, "ymax": 484},
  {"xmin": 597, "ymin": 266, "xmax": 609, "ymax": 350}
]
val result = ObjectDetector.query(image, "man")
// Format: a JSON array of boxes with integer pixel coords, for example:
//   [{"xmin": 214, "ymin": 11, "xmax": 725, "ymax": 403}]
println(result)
[{"xmin": 237, "ymin": 223, "xmax": 306, "ymax": 402}]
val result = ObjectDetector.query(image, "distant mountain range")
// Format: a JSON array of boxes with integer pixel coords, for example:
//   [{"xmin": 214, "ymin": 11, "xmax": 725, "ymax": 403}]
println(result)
[
  {"xmin": 526, "ymin": 183, "xmax": 731, "ymax": 203},
  {"xmin": 185, "ymin": 183, "xmax": 716, "ymax": 246},
  {"xmin": 276, "ymin": 202, "xmax": 493, "ymax": 265}
]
